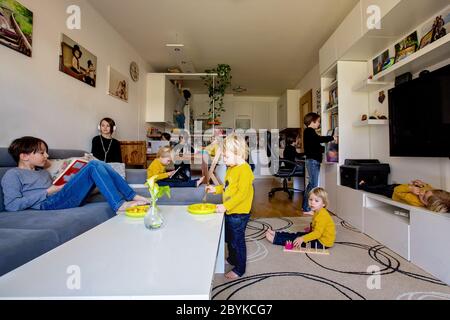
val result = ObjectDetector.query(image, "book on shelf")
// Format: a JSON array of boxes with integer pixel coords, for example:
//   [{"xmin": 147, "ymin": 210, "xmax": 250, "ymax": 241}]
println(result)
[{"xmin": 51, "ymin": 158, "xmax": 88, "ymax": 186}]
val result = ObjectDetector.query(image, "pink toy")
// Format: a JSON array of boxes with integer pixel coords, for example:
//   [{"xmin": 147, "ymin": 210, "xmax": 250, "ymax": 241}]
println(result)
[{"xmin": 284, "ymin": 241, "xmax": 294, "ymax": 250}]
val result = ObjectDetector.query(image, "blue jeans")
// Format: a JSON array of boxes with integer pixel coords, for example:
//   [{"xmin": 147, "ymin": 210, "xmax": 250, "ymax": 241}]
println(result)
[
  {"xmin": 41, "ymin": 161, "xmax": 136, "ymax": 212},
  {"xmin": 225, "ymin": 214, "xmax": 251, "ymax": 277},
  {"xmin": 273, "ymin": 231, "xmax": 327, "ymax": 249},
  {"xmin": 302, "ymin": 159, "xmax": 321, "ymax": 212}
]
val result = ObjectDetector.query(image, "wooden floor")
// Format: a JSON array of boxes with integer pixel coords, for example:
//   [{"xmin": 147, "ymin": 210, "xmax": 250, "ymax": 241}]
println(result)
[{"xmin": 251, "ymin": 178, "xmax": 305, "ymax": 218}]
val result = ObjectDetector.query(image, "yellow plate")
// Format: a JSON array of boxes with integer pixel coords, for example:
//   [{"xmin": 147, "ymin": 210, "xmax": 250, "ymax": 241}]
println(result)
[
  {"xmin": 187, "ymin": 203, "xmax": 216, "ymax": 215},
  {"xmin": 125, "ymin": 205, "xmax": 149, "ymax": 218}
]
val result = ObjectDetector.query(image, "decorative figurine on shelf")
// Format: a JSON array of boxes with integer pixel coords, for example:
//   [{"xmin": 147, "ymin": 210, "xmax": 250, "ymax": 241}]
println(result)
[
  {"xmin": 378, "ymin": 91, "xmax": 386, "ymax": 104},
  {"xmin": 431, "ymin": 16, "xmax": 447, "ymax": 42},
  {"xmin": 144, "ymin": 176, "xmax": 171, "ymax": 229}
]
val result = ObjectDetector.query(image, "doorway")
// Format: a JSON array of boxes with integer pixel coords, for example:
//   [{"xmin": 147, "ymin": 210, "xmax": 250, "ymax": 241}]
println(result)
[{"xmin": 299, "ymin": 90, "xmax": 312, "ymax": 150}]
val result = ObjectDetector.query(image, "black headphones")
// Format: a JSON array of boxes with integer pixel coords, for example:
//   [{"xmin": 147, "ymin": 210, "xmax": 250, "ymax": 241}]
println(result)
[{"xmin": 98, "ymin": 118, "xmax": 117, "ymax": 134}]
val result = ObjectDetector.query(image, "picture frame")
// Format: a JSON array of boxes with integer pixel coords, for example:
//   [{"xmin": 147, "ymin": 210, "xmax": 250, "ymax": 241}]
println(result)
[
  {"xmin": 59, "ymin": 34, "xmax": 97, "ymax": 87},
  {"xmin": 107, "ymin": 66, "xmax": 129, "ymax": 102},
  {"xmin": 372, "ymin": 50, "xmax": 390, "ymax": 75},
  {"xmin": 419, "ymin": 30, "xmax": 433, "ymax": 49},
  {"xmin": 394, "ymin": 31, "xmax": 418, "ymax": 63},
  {"xmin": 0, "ymin": 0, "xmax": 33, "ymax": 57}
]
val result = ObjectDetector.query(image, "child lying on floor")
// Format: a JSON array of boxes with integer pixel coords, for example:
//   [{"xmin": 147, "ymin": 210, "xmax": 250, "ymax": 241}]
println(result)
[{"xmin": 266, "ymin": 187, "xmax": 336, "ymax": 249}]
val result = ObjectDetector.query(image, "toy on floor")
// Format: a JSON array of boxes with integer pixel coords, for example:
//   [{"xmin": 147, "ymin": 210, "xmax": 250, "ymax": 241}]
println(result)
[{"xmin": 283, "ymin": 241, "xmax": 330, "ymax": 255}]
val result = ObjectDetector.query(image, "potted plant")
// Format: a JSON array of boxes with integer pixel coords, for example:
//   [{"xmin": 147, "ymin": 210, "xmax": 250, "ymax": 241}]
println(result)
[{"xmin": 202, "ymin": 64, "xmax": 232, "ymax": 124}]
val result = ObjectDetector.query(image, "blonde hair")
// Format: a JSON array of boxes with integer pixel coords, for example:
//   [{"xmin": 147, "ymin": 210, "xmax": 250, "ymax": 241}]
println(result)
[
  {"xmin": 157, "ymin": 146, "xmax": 172, "ymax": 159},
  {"xmin": 223, "ymin": 134, "xmax": 248, "ymax": 160},
  {"xmin": 426, "ymin": 190, "xmax": 450, "ymax": 213},
  {"xmin": 309, "ymin": 187, "xmax": 329, "ymax": 208}
]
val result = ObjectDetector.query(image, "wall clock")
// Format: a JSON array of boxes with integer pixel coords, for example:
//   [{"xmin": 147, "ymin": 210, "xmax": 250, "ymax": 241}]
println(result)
[{"xmin": 130, "ymin": 61, "xmax": 139, "ymax": 82}]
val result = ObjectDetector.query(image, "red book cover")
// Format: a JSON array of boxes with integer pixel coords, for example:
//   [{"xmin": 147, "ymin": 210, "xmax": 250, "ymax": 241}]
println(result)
[{"xmin": 52, "ymin": 159, "xmax": 88, "ymax": 186}]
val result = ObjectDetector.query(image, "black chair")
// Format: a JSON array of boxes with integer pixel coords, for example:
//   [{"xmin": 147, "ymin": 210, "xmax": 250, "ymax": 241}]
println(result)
[{"xmin": 268, "ymin": 159, "xmax": 305, "ymax": 200}]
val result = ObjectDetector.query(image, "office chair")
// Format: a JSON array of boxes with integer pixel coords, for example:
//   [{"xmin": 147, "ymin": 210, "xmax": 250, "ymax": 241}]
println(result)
[{"xmin": 268, "ymin": 159, "xmax": 305, "ymax": 200}]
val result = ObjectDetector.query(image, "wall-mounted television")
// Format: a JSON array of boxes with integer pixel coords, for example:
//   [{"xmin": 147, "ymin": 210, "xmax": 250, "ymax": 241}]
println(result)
[{"xmin": 388, "ymin": 64, "xmax": 450, "ymax": 157}]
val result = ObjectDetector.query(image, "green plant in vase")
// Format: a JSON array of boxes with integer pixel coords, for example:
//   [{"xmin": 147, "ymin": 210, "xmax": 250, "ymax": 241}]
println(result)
[
  {"xmin": 144, "ymin": 176, "xmax": 171, "ymax": 229},
  {"xmin": 202, "ymin": 64, "xmax": 232, "ymax": 124}
]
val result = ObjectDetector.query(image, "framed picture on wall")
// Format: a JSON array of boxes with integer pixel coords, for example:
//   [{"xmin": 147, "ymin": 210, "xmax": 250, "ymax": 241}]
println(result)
[
  {"xmin": 0, "ymin": 0, "xmax": 33, "ymax": 57},
  {"xmin": 107, "ymin": 66, "xmax": 129, "ymax": 102},
  {"xmin": 59, "ymin": 34, "xmax": 97, "ymax": 87}
]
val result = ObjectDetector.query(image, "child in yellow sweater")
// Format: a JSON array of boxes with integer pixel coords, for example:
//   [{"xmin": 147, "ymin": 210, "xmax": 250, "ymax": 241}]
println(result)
[
  {"xmin": 359, "ymin": 179, "xmax": 449, "ymax": 213},
  {"xmin": 266, "ymin": 187, "xmax": 336, "ymax": 249},
  {"xmin": 147, "ymin": 146, "xmax": 204, "ymax": 187},
  {"xmin": 206, "ymin": 134, "xmax": 254, "ymax": 279}
]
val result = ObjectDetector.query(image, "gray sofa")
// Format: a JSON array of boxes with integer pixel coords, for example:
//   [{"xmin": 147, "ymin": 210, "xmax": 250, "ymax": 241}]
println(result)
[{"xmin": 0, "ymin": 148, "xmax": 220, "ymax": 277}]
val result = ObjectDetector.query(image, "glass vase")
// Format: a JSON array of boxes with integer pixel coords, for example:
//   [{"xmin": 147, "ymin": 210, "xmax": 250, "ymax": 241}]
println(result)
[{"xmin": 144, "ymin": 202, "xmax": 163, "ymax": 230}]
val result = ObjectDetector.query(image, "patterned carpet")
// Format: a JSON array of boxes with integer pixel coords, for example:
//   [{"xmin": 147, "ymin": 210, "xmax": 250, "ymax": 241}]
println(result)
[{"xmin": 212, "ymin": 215, "xmax": 450, "ymax": 300}]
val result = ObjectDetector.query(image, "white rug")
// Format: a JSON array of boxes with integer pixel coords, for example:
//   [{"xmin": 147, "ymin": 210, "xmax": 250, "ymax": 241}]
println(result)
[{"xmin": 212, "ymin": 215, "xmax": 450, "ymax": 300}]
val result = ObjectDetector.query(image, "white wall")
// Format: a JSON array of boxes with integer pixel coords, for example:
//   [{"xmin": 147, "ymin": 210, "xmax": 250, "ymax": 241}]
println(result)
[
  {"xmin": 0, "ymin": 0, "xmax": 151, "ymax": 150},
  {"xmin": 295, "ymin": 63, "xmax": 321, "ymax": 114},
  {"xmin": 191, "ymin": 94, "xmax": 278, "ymax": 130}
]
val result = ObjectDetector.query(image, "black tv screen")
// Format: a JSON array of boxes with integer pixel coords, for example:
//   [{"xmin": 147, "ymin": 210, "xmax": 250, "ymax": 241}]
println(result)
[{"xmin": 388, "ymin": 64, "xmax": 450, "ymax": 157}]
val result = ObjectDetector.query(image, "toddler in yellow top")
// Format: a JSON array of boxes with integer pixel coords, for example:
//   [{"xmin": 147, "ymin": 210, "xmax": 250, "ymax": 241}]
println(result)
[
  {"xmin": 206, "ymin": 134, "xmax": 254, "ymax": 279},
  {"xmin": 147, "ymin": 146, "xmax": 204, "ymax": 188},
  {"xmin": 266, "ymin": 187, "xmax": 336, "ymax": 249},
  {"xmin": 359, "ymin": 179, "xmax": 449, "ymax": 213}
]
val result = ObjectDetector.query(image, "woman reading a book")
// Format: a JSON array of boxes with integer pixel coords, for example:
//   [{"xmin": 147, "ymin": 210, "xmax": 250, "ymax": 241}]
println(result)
[
  {"xmin": 91, "ymin": 118, "xmax": 122, "ymax": 163},
  {"xmin": 1, "ymin": 136, "xmax": 148, "ymax": 212}
]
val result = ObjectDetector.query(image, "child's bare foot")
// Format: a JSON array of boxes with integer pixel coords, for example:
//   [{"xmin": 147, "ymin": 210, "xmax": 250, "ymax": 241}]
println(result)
[
  {"xmin": 196, "ymin": 176, "xmax": 205, "ymax": 187},
  {"xmin": 265, "ymin": 229, "xmax": 275, "ymax": 243},
  {"xmin": 225, "ymin": 270, "xmax": 240, "ymax": 280},
  {"xmin": 133, "ymin": 195, "xmax": 150, "ymax": 204}
]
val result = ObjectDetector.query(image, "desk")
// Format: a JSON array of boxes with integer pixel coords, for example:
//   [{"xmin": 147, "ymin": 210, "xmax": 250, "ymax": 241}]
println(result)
[{"xmin": 0, "ymin": 206, "xmax": 225, "ymax": 299}]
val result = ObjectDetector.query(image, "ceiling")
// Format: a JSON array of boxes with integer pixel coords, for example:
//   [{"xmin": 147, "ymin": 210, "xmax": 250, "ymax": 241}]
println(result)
[{"xmin": 88, "ymin": 0, "xmax": 359, "ymax": 96}]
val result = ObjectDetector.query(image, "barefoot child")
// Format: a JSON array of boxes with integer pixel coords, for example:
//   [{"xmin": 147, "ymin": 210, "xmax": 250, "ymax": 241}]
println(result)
[
  {"xmin": 205, "ymin": 134, "xmax": 254, "ymax": 279},
  {"xmin": 266, "ymin": 187, "xmax": 336, "ymax": 250},
  {"xmin": 1, "ymin": 136, "xmax": 148, "ymax": 213},
  {"xmin": 147, "ymin": 146, "xmax": 204, "ymax": 187}
]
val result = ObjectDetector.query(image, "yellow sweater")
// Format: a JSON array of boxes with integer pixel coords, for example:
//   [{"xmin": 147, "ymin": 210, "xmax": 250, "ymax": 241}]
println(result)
[
  {"xmin": 303, "ymin": 208, "xmax": 336, "ymax": 247},
  {"xmin": 392, "ymin": 184, "xmax": 432, "ymax": 207},
  {"xmin": 215, "ymin": 163, "xmax": 254, "ymax": 214},
  {"xmin": 146, "ymin": 159, "xmax": 170, "ymax": 180}
]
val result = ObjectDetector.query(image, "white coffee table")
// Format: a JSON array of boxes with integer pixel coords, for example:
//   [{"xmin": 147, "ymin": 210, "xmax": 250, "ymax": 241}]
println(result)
[{"xmin": 0, "ymin": 206, "xmax": 224, "ymax": 300}]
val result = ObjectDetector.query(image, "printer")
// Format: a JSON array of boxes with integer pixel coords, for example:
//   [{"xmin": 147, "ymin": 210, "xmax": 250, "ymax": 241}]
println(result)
[{"xmin": 340, "ymin": 159, "xmax": 390, "ymax": 190}]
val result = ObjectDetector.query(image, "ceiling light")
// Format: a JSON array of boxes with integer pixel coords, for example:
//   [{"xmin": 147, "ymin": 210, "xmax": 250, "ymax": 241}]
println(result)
[
  {"xmin": 233, "ymin": 86, "xmax": 247, "ymax": 93},
  {"xmin": 165, "ymin": 43, "xmax": 185, "ymax": 47}
]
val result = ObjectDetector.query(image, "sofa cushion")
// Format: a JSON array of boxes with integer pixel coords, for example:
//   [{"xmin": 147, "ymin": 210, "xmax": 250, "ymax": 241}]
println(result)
[
  {"xmin": 0, "ymin": 228, "xmax": 59, "ymax": 276},
  {"xmin": 0, "ymin": 202, "xmax": 115, "ymax": 243}
]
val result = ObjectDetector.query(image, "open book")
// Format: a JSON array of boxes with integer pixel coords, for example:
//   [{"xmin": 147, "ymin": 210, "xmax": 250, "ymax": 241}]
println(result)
[{"xmin": 51, "ymin": 158, "xmax": 88, "ymax": 186}]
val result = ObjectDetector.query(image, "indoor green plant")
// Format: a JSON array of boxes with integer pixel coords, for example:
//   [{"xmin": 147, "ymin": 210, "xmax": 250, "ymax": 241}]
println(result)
[
  {"xmin": 202, "ymin": 64, "xmax": 232, "ymax": 124},
  {"xmin": 144, "ymin": 176, "xmax": 171, "ymax": 229}
]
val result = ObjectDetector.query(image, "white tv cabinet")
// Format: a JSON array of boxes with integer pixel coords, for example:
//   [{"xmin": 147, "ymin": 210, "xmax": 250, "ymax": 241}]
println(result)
[{"xmin": 338, "ymin": 186, "xmax": 450, "ymax": 285}]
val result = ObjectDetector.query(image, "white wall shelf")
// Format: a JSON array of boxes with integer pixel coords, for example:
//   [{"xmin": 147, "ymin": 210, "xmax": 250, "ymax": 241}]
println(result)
[
  {"xmin": 353, "ymin": 119, "xmax": 388, "ymax": 127},
  {"xmin": 323, "ymin": 80, "xmax": 338, "ymax": 92},
  {"xmin": 323, "ymin": 105, "xmax": 338, "ymax": 113},
  {"xmin": 373, "ymin": 33, "xmax": 450, "ymax": 82},
  {"xmin": 352, "ymin": 80, "xmax": 393, "ymax": 92}
]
